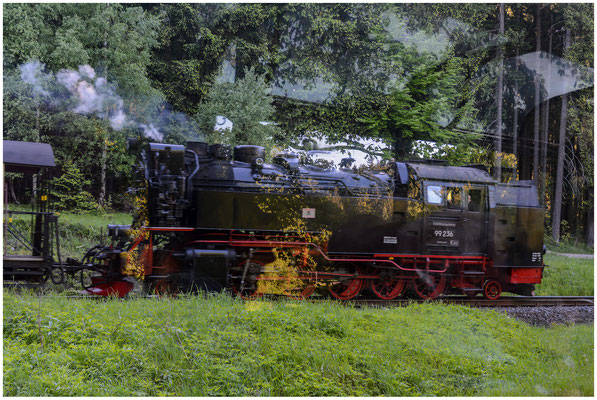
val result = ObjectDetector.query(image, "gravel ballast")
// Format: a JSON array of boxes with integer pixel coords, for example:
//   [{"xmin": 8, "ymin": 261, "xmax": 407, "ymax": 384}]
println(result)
[{"xmin": 496, "ymin": 306, "xmax": 594, "ymax": 327}]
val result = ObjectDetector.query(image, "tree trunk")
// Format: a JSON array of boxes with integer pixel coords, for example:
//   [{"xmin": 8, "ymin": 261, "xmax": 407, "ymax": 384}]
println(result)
[
  {"xmin": 32, "ymin": 105, "xmax": 40, "ymax": 206},
  {"xmin": 99, "ymin": 137, "xmax": 107, "ymax": 207},
  {"xmin": 539, "ymin": 13, "xmax": 553, "ymax": 206},
  {"xmin": 99, "ymin": 19, "xmax": 109, "ymax": 208},
  {"xmin": 533, "ymin": 4, "xmax": 541, "ymax": 182},
  {"xmin": 586, "ymin": 207, "xmax": 594, "ymax": 247},
  {"xmin": 494, "ymin": 3, "xmax": 505, "ymax": 182},
  {"xmin": 552, "ymin": 29, "xmax": 571, "ymax": 243},
  {"xmin": 513, "ymin": 49, "xmax": 519, "ymax": 175},
  {"xmin": 9, "ymin": 176, "xmax": 20, "ymax": 205}
]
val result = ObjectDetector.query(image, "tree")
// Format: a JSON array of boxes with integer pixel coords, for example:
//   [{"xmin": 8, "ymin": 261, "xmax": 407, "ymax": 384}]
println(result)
[
  {"xmin": 3, "ymin": 4, "xmax": 161, "ymax": 208},
  {"xmin": 50, "ymin": 160, "xmax": 97, "ymax": 212},
  {"xmin": 495, "ymin": 3, "xmax": 505, "ymax": 181},
  {"xmin": 196, "ymin": 68, "xmax": 281, "ymax": 154},
  {"xmin": 551, "ymin": 30, "xmax": 570, "ymax": 243},
  {"xmin": 532, "ymin": 4, "xmax": 542, "ymax": 183}
]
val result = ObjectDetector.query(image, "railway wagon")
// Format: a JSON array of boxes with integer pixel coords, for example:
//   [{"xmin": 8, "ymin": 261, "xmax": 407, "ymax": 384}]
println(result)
[{"xmin": 86, "ymin": 140, "xmax": 545, "ymax": 300}]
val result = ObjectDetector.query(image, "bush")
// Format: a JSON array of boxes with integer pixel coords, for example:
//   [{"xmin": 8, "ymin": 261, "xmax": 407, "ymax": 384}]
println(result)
[{"xmin": 50, "ymin": 160, "xmax": 97, "ymax": 213}]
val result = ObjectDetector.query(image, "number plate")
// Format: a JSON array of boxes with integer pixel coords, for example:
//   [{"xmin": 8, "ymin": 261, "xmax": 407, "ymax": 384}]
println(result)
[{"xmin": 302, "ymin": 208, "xmax": 316, "ymax": 218}]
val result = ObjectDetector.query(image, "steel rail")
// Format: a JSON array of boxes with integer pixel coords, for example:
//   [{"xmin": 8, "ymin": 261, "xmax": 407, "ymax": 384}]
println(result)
[
  {"xmin": 349, "ymin": 296, "xmax": 594, "ymax": 308},
  {"xmin": 20, "ymin": 294, "xmax": 594, "ymax": 308}
]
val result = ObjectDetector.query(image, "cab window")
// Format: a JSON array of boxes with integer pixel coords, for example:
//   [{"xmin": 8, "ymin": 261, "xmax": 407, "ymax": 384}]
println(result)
[
  {"xmin": 467, "ymin": 189, "xmax": 483, "ymax": 212},
  {"xmin": 446, "ymin": 187, "xmax": 462, "ymax": 209},
  {"xmin": 426, "ymin": 185, "xmax": 443, "ymax": 205}
]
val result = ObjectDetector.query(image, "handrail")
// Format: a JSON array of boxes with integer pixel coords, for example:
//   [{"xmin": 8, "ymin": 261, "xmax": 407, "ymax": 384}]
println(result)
[{"xmin": 4, "ymin": 224, "xmax": 37, "ymax": 253}]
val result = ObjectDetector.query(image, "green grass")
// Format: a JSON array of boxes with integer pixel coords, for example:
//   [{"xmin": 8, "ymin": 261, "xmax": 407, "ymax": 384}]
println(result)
[
  {"xmin": 544, "ymin": 235, "xmax": 594, "ymax": 254},
  {"xmin": 4, "ymin": 206, "xmax": 131, "ymax": 259},
  {"xmin": 536, "ymin": 253, "xmax": 594, "ymax": 296},
  {"xmin": 54, "ymin": 211, "xmax": 131, "ymax": 258},
  {"xmin": 3, "ymin": 292, "xmax": 593, "ymax": 396}
]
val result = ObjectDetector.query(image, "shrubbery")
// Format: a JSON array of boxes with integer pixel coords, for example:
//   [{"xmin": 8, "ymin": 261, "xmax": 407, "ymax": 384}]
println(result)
[{"xmin": 50, "ymin": 160, "xmax": 97, "ymax": 213}]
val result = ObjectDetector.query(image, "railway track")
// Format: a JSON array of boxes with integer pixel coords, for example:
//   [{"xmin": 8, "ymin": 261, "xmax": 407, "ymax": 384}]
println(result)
[
  {"xmin": 54, "ymin": 293, "xmax": 594, "ymax": 307},
  {"xmin": 351, "ymin": 296, "xmax": 594, "ymax": 308}
]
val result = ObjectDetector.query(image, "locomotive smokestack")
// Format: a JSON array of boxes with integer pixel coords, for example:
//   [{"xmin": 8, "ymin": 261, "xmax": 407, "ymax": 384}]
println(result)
[{"xmin": 126, "ymin": 137, "xmax": 140, "ymax": 154}]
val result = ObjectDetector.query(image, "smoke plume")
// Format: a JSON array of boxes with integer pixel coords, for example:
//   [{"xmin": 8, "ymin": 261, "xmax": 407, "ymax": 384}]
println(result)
[
  {"xmin": 19, "ymin": 61, "xmax": 49, "ymax": 97},
  {"xmin": 17, "ymin": 61, "xmax": 175, "ymax": 142}
]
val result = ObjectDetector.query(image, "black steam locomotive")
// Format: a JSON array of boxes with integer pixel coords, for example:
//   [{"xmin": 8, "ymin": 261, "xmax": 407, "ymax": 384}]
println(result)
[{"xmin": 80, "ymin": 139, "xmax": 545, "ymax": 300}]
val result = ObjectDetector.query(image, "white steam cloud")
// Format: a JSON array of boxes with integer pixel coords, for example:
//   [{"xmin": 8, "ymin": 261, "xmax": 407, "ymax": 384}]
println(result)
[
  {"xmin": 55, "ymin": 65, "xmax": 127, "ymax": 131},
  {"xmin": 18, "ymin": 61, "xmax": 166, "ymax": 142},
  {"xmin": 139, "ymin": 123, "xmax": 163, "ymax": 142},
  {"xmin": 20, "ymin": 61, "xmax": 49, "ymax": 97}
]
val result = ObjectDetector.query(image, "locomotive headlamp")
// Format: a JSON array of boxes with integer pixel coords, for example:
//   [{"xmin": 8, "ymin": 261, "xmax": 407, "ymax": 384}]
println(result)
[{"xmin": 251, "ymin": 157, "xmax": 264, "ymax": 173}]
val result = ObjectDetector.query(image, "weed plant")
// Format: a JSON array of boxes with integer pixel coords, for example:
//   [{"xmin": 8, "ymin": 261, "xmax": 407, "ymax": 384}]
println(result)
[{"xmin": 3, "ymin": 291, "xmax": 593, "ymax": 396}]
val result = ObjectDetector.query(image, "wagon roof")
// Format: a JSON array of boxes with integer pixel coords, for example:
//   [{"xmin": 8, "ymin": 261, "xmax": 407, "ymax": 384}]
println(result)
[
  {"xmin": 407, "ymin": 162, "xmax": 495, "ymax": 184},
  {"xmin": 3, "ymin": 140, "xmax": 56, "ymax": 173}
]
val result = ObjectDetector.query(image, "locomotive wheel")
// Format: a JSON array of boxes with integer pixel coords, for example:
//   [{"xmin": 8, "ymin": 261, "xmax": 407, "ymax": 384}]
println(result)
[
  {"xmin": 328, "ymin": 263, "xmax": 364, "ymax": 301},
  {"xmin": 483, "ymin": 280, "xmax": 502, "ymax": 300},
  {"xmin": 370, "ymin": 268, "xmax": 406, "ymax": 300},
  {"xmin": 230, "ymin": 258, "xmax": 264, "ymax": 300},
  {"xmin": 412, "ymin": 272, "xmax": 446, "ymax": 300}
]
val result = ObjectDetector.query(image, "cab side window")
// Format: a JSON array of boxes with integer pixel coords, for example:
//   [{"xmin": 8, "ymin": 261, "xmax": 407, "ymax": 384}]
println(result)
[
  {"xmin": 467, "ymin": 189, "xmax": 483, "ymax": 212},
  {"xmin": 426, "ymin": 185, "xmax": 443, "ymax": 205},
  {"xmin": 446, "ymin": 187, "xmax": 462, "ymax": 209}
]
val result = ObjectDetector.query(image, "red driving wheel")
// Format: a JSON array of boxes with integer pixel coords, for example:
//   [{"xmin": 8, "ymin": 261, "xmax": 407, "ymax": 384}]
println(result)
[
  {"xmin": 370, "ymin": 268, "xmax": 406, "ymax": 300},
  {"xmin": 412, "ymin": 273, "xmax": 446, "ymax": 300},
  {"xmin": 328, "ymin": 263, "xmax": 364, "ymax": 300},
  {"xmin": 483, "ymin": 280, "xmax": 502, "ymax": 300}
]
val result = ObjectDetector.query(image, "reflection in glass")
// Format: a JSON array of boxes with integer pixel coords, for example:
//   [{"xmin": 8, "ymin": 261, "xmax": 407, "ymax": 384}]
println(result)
[{"xmin": 426, "ymin": 185, "xmax": 443, "ymax": 205}]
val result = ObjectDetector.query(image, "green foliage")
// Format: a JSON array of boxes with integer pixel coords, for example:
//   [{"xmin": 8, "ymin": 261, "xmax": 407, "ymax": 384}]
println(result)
[
  {"xmin": 50, "ymin": 160, "xmax": 97, "ymax": 213},
  {"xmin": 3, "ymin": 293, "xmax": 593, "ymax": 396},
  {"xmin": 359, "ymin": 56, "xmax": 478, "ymax": 158},
  {"xmin": 2, "ymin": 3, "xmax": 594, "ymax": 241},
  {"xmin": 3, "ymin": 3, "xmax": 159, "ymax": 211},
  {"xmin": 536, "ymin": 253, "xmax": 594, "ymax": 296},
  {"xmin": 562, "ymin": 3, "xmax": 594, "ymax": 68},
  {"xmin": 5, "ymin": 205, "xmax": 131, "ymax": 259},
  {"xmin": 56, "ymin": 210, "xmax": 131, "ymax": 258},
  {"xmin": 196, "ymin": 67, "xmax": 281, "ymax": 153},
  {"xmin": 3, "ymin": 4, "xmax": 162, "ymax": 101},
  {"xmin": 544, "ymin": 231, "xmax": 594, "ymax": 254}
]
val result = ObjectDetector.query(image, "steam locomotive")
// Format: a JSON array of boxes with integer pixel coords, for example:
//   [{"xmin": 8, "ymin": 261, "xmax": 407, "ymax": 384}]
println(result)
[
  {"xmin": 80, "ymin": 139, "xmax": 545, "ymax": 300},
  {"xmin": 2, "ymin": 139, "xmax": 545, "ymax": 300}
]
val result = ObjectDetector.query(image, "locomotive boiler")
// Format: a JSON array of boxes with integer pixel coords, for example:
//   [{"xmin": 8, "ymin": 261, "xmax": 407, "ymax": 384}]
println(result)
[{"xmin": 83, "ymin": 139, "xmax": 545, "ymax": 300}]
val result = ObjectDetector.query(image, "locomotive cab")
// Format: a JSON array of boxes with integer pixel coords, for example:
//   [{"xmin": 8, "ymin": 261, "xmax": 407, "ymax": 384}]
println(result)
[{"xmin": 389, "ymin": 162, "xmax": 494, "ymax": 257}]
